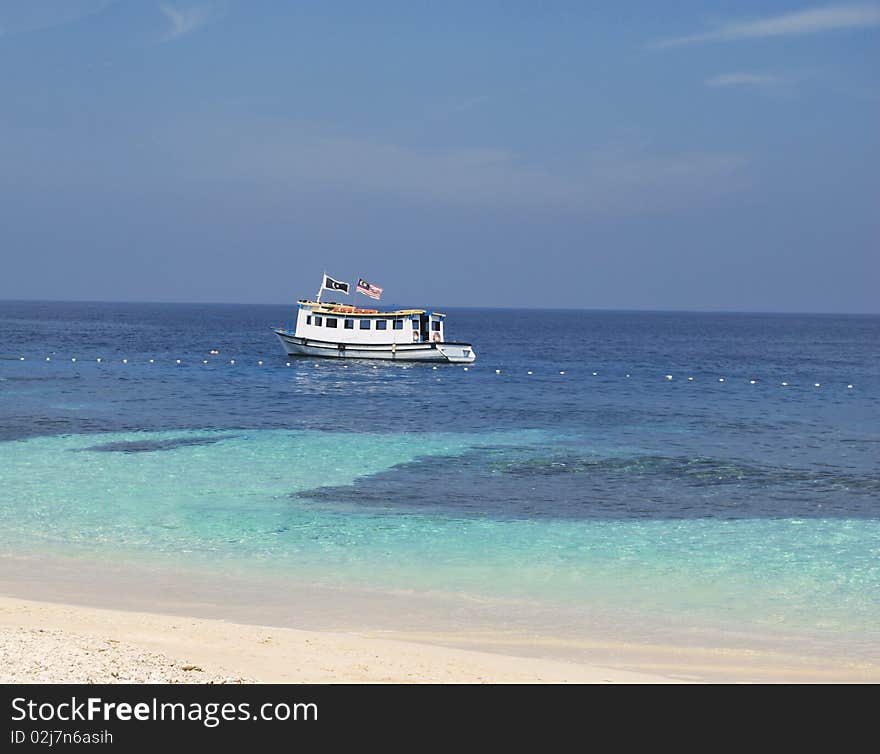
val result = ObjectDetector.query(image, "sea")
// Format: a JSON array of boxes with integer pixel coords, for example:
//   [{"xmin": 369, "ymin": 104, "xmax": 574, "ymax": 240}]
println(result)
[{"xmin": 1, "ymin": 301, "xmax": 878, "ymax": 669}]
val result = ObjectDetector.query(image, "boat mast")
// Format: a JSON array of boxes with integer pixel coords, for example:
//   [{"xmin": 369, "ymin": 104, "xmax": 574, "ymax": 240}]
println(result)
[{"xmin": 315, "ymin": 272, "xmax": 324, "ymax": 304}]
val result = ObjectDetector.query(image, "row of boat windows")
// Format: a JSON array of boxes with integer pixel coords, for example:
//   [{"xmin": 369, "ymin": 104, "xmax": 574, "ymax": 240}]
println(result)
[{"xmin": 306, "ymin": 315, "xmax": 441, "ymax": 331}]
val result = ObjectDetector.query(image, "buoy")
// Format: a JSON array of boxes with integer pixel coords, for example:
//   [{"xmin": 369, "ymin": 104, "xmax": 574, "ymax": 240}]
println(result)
[
  {"xmin": 203, "ymin": 360, "xmax": 208, "ymax": 364},
  {"xmin": 749, "ymin": 380, "xmax": 756, "ymax": 385},
  {"xmin": 718, "ymin": 378, "xmax": 724, "ymax": 383},
  {"xmin": 559, "ymin": 371, "xmax": 565, "ymax": 375},
  {"xmin": 666, "ymin": 375, "xmax": 673, "ymax": 380},
  {"xmin": 781, "ymin": 382, "xmax": 788, "ymax": 386},
  {"xmin": 814, "ymin": 383, "xmax": 820, "ymax": 388},
  {"xmin": 687, "ymin": 376, "xmax": 694, "ymax": 381},
  {"xmin": 46, "ymin": 357, "xmax": 51, "ymax": 361},
  {"xmin": 527, "ymin": 371, "xmax": 533, "ymax": 375},
  {"xmin": 847, "ymin": 384, "xmax": 853, "ymax": 389},
  {"xmin": 149, "ymin": 359, "xmax": 154, "ymax": 363},
  {"xmin": 592, "ymin": 372, "xmax": 597, "ymax": 376},
  {"xmin": 230, "ymin": 360, "xmax": 235, "ymax": 364},
  {"xmin": 286, "ymin": 362, "xmax": 291, "ymax": 367},
  {"xmin": 495, "ymin": 369, "xmax": 501, "ymax": 374},
  {"xmin": 625, "ymin": 374, "xmax": 630, "ymax": 378},
  {"xmin": 97, "ymin": 358, "xmax": 102, "ymax": 363},
  {"xmin": 122, "ymin": 359, "xmax": 127, "ymax": 364},
  {"xmin": 432, "ymin": 366, "xmax": 437, "ymax": 370},
  {"xmin": 176, "ymin": 359, "xmax": 181, "ymax": 364},
  {"xmin": 257, "ymin": 361, "xmax": 263, "ymax": 366},
  {"xmin": 463, "ymin": 367, "xmax": 468, "ymax": 371},
  {"xmin": 71, "ymin": 358, "xmax": 76, "ymax": 362},
  {"xmin": 19, "ymin": 357, "xmax": 24, "ymax": 361}
]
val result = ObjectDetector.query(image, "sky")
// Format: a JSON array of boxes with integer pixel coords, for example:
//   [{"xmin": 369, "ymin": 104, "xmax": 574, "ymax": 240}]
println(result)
[{"xmin": 0, "ymin": 1, "xmax": 877, "ymax": 312}]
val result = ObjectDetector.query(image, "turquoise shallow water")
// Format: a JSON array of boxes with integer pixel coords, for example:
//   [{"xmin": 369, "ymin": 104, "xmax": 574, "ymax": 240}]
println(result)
[
  {"xmin": 1, "ymin": 427, "xmax": 877, "ymax": 642},
  {"xmin": 1, "ymin": 302, "xmax": 879, "ymax": 653}
]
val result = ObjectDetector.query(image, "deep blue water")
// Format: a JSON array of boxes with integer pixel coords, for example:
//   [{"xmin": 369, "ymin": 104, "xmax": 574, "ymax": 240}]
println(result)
[{"xmin": 1, "ymin": 301, "xmax": 878, "ymax": 645}]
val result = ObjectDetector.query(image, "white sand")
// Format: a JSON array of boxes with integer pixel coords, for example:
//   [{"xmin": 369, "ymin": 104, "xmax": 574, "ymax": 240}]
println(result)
[
  {"xmin": 2, "ymin": 595, "xmax": 877, "ymax": 683},
  {"xmin": 0, "ymin": 596, "xmax": 677, "ymax": 683}
]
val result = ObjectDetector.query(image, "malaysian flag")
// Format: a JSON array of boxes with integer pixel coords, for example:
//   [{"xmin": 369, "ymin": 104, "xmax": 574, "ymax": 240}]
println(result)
[{"xmin": 356, "ymin": 278, "xmax": 383, "ymax": 300}]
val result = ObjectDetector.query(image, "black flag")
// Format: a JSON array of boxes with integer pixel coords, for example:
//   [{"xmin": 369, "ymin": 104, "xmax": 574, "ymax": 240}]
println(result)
[{"xmin": 322, "ymin": 275, "xmax": 350, "ymax": 294}]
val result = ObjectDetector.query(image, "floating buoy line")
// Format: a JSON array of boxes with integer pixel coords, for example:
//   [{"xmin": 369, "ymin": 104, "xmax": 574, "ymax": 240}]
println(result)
[{"xmin": 3, "ymin": 355, "xmax": 860, "ymax": 391}]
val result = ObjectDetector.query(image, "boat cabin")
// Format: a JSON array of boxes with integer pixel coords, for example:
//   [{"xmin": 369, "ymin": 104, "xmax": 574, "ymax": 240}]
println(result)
[{"xmin": 292, "ymin": 300, "xmax": 446, "ymax": 344}]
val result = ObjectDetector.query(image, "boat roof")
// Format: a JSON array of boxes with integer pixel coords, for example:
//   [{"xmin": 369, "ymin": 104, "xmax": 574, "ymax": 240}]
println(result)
[{"xmin": 297, "ymin": 300, "xmax": 445, "ymax": 317}]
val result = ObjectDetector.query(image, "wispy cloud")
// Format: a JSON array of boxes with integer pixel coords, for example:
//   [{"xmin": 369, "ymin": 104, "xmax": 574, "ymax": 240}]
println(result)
[
  {"xmin": 705, "ymin": 73, "xmax": 783, "ymax": 88},
  {"xmin": 656, "ymin": 4, "xmax": 880, "ymax": 47},
  {"xmin": 160, "ymin": 2, "xmax": 213, "ymax": 41}
]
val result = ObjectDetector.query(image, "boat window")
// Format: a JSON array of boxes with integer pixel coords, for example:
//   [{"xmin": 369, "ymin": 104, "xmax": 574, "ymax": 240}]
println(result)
[
  {"xmin": 411, "ymin": 320, "xmax": 419, "ymax": 328},
  {"xmin": 326, "ymin": 318, "xmax": 338, "ymax": 328},
  {"xmin": 376, "ymin": 320, "xmax": 387, "ymax": 330},
  {"xmin": 344, "ymin": 319, "xmax": 354, "ymax": 329},
  {"xmin": 315, "ymin": 316, "xmax": 322, "ymax": 326},
  {"xmin": 359, "ymin": 319, "xmax": 371, "ymax": 330},
  {"xmin": 431, "ymin": 321, "xmax": 441, "ymax": 331},
  {"xmin": 306, "ymin": 315, "xmax": 312, "ymax": 325},
  {"xmin": 393, "ymin": 320, "xmax": 403, "ymax": 330}
]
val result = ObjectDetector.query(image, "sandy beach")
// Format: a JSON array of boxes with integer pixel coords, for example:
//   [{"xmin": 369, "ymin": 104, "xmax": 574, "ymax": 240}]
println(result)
[
  {"xmin": 1, "ymin": 555, "xmax": 877, "ymax": 684},
  {"xmin": 0, "ymin": 596, "xmax": 678, "ymax": 684},
  {"xmin": 2, "ymin": 593, "xmax": 877, "ymax": 683}
]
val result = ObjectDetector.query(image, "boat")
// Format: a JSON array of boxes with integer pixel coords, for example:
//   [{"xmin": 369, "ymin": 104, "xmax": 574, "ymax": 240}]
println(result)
[{"xmin": 273, "ymin": 277, "xmax": 475, "ymax": 363}]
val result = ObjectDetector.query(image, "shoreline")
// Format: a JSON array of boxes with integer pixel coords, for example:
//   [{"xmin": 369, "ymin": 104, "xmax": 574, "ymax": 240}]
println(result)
[
  {"xmin": 1, "ymin": 553, "xmax": 877, "ymax": 682},
  {"xmin": 0, "ymin": 596, "xmax": 678, "ymax": 684}
]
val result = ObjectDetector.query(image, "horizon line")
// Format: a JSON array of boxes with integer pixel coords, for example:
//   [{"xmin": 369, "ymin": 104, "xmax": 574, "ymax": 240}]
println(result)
[{"xmin": 1, "ymin": 297, "xmax": 878, "ymax": 317}]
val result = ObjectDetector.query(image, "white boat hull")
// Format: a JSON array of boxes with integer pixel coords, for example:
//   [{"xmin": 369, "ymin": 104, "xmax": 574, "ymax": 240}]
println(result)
[{"xmin": 274, "ymin": 330, "xmax": 475, "ymax": 363}]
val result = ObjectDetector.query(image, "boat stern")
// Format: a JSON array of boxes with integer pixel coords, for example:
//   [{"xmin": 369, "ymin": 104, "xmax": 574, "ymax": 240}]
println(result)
[{"xmin": 437, "ymin": 343, "xmax": 476, "ymax": 363}]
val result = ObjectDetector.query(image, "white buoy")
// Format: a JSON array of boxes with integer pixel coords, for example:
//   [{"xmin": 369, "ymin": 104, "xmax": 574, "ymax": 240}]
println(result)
[
  {"xmin": 847, "ymin": 384, "xmax": 853, "ymax": 389},
  {"xmin": 749, "ymin": 380, "xmax": 756, "ymax": 385},
  {"xmin": 71, "ymin": 358, "xmax": 76, "ymax": 362},
  {"xmin": 373, "ymin": 365, "xmax": 378, "ymax": 369},
  {"xmin": 463, "ymin": 367, "xmax": 468, "ymax": 371},
  {"xmin": 781, "ymin": 382, "xmax": 788, "ymax": 387},
  {"xmin": 559, "ymin": 371, "xmax": 565, "ymax": 375},
  {"xmin": 527, "ymin": 370, "xmax": 533, "ymax": 375},
  {"xmin": 176, "ymin": 359, "xmax": 181, "ymax": 364},
  {"xmin": 97, "ymin": 358, "xmax": 102, "ymax": 363},
  {"xmin": 149, "ymin": 359, "xmax": 154, "ymax": 363},
  {"xmin": 122, "ymin": 359, "xmax": 127, "ymax": 364},
  {"xmin": 814, "ymin": 383, "xmax": 820, "ymax": 388},
  {"xmin": 495, "ymin": 369, "xmax": 501, "ymax": 374},
  {"xmin": 592, "ymin": 372, "xmax": 597, "ymax": 376},
  {"xmin": 432, "ymin": 366, "xmax": 437, "ymax": 370},
  {"xmin": 666, "ymin": 374, "xmax": 673, "ymax": 380},
  {"xmin": 46, "ymin": 357, "xmax": 51, "ymax": 361},
  {"xmin": 688, "ymin": 376, "xmax": 694, "ymax": 381},
  {"xmin": 230, "ymin": 359, "xmax": 235, "ymax": 364},
  {"xmin": 718, "ymin": 378, "xmax": 724, "ymax": 383},
  {"xmin": 257, "ymin": 360, "xmax": 263, "ymax": 366},
  {"xmin": 625, "ymin": 374, "xmax": 630, "ymax": 378},
  {"xmin": 19, "ymin": 357, "xmax": 24, "ymax": 361},
  {"xmin": 286, "ymin": 362, "xmax": 291, "ymax": 367},
  {"xmin": 203, "ymin": 359, "xmax": 208, "ymax": 364}
]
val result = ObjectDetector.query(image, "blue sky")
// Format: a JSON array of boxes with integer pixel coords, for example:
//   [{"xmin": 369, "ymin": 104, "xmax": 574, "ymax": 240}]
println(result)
[{"xmin": 1, "ymin": 1, "xmax": 877, "ymax": 311}]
